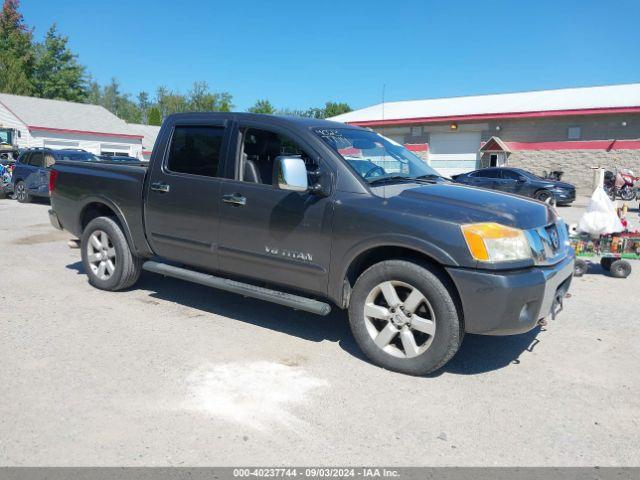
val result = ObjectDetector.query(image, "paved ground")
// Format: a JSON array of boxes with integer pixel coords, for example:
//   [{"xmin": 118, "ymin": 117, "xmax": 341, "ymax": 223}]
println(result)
[{"xmin": 1, "ymin": 198, "xmax": 639, "ymax": 466}]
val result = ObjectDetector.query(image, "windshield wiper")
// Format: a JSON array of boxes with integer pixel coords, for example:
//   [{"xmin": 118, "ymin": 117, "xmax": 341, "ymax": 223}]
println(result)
[
  {"xmin": 414, "ymin": 173, "xmax": 447, "ymax": 181},
  {"xmin": 367, "ymin": 175, "xmax": 414, "ymax": 185}
]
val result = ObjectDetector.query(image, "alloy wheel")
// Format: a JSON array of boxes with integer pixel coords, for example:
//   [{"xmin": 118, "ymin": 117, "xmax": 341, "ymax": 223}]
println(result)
[
  {"xmin": 16, "ymin": 183, "xmax": 25, "ymax": 201},
  {"xmin": 87, "ymin": 230, "xmax": 116, "ymax": 280},
  {"xmin": 363, "ymin": 280, "xmax": 436, "ymax": 358}
]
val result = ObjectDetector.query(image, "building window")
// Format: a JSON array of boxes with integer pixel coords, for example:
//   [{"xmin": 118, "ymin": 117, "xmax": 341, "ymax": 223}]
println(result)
[
  {"xmin": 410, "ymin": 126, "xmax": 423, "ymax": 137},
  {"xmin": 567, "ymin": 126, "xmax": 581, "ymax": 140}
]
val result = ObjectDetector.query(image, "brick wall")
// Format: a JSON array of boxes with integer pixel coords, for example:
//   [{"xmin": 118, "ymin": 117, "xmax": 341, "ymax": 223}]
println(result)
[{"xmin": 507, "ymin": 149, "xmax": 640, "ymax": 193}]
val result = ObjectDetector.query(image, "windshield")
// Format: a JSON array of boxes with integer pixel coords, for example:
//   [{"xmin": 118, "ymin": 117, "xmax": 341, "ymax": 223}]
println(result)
[
  {"xmin": 313, "ymin": 127, "xmax": 442, "ymax": 183},
  {"xmin": 54, "ymin": 151, "xmax": 100, "ymax": 162}
]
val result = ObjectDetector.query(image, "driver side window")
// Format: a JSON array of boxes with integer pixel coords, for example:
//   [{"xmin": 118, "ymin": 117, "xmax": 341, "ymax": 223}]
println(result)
[{"xmin": 240, "ymin": 128, "xmax": 314, "ymax": 186}]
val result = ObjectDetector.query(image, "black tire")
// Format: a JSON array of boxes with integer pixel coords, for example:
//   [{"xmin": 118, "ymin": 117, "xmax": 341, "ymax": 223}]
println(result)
[
  {"xmin": 348, "ymin": 260, "xmax": 463, "ymax": 376},
  {"xmin": 14, "ymin": 181, "xmax": 31, "ymax": 203},
  {"xmin": 534, "ymin": 190, "xmax": 553, "ymax": 203},
  {"xmin": 574, "ymin": 259, "xmax": 588, "ymax": 277},
  {"xmin": 619, "ymin": 186, "xmax": 636, "ymax": 202},
  {"xmin": 81, "ymin": 216, "xmax": 142, "ymax": 291},
  {"xmin": 600, "ymin": 257, "xmax": 614, "ymax": 271},
  {"xmin": 609, "ymin": 260, "xmax": 632, "ymax": 279}
]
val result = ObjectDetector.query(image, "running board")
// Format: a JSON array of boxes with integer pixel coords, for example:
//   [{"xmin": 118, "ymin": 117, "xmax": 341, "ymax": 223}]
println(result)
[{"xmin": 142, "ymin": 261, "xmax": 332, "ymax": 316}]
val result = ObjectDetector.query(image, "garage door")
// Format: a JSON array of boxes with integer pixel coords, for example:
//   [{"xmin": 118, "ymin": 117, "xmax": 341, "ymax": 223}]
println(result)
[{"xmin": 428, "ymin": 132, "xmax": 480, "ymax": 177}]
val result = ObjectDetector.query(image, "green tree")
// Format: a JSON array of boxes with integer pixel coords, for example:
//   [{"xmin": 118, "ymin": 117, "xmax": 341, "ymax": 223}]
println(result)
[
  {"xmin": 0, "ymin": 0, "xmax": 34, "ymax": 95},
  {"xmin": 33, "ymin": 24, "xmax": 87, "ymax": 101},
  {"xmin": 248, "ymin": 99, "xmax": 276, "ymax": 114},
  {"xmin": 147, "ymin": 106, "xmax": 162, "ymax": 126},
  {"xmin": 137, "ymin": 91, "xmax": 150, "ymax": 123},
  {"xmin": 187, "ymin": 81, "xmax": 233, "ymax": 112},
  {"xmin": 322, "ymin": 101, "xmax": 351, "ymax": 118}
]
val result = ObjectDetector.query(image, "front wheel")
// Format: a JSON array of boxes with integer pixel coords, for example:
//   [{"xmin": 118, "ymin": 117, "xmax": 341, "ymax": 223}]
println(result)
[
  {"xmin": 348, "ymin": 260, "xmax": 463, "ymax": 376},
  {"xmin": 81, "ymin": 216, "xmax": 142, "ymax": 291},
  {"xmin": 534, "ymin": 190, "xmax": 553, "ymax": 203}
]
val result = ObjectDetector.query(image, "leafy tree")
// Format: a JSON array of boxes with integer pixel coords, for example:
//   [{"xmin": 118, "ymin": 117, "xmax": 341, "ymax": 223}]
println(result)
[
  {"xmin": 0, "ymin": 0, "xmax": 34, "ymax": 95},
  {"xmin": 276, "ymin": 108, "xmax": 310, "ymax": 117},
  {"xmin": 137, "ymin": 91, "xmax": 150, "ymax": 123},
  {"xmin": 33, "ymin": 24, "xmax": 87, "ymax": 101},
  {"xmin": 248, "ymin": 99, "xmax": 276, "ymax": 114},
  {"xmin": 323, "ymin": 101, "xmax": 351, "ymax": 118},
  {"xmin": 147, "ymin": 106, "xmax": 162, "ymax": 126},
  {"xmin": 187, "ymin": 81, "xmax": 233, "ymax": 112}
]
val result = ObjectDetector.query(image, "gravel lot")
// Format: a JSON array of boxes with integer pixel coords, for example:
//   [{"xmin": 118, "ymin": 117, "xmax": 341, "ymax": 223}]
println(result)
[{"xmin": 1, "ymin": 198, "xmax": 639, "ymax": 466}]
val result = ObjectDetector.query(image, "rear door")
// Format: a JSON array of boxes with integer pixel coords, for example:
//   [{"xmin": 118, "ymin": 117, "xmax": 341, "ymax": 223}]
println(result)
[
  {"xmin": 144, "ymin": 118, "xmax": 231, "ymax": 270},
  {"xmin": 25, "ymin": 151, "xmax": 48, "ymax": 195},
  {"xmin": 216, "ymin": 123, "xmax": 335, "ymax": 296}
]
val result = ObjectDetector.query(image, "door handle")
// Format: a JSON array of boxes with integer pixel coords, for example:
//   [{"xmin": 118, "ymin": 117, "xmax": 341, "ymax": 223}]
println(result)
[
  {"xmin": 222, "ymin": 193, "xmax": 247, "ymax": 206},
  {"xmin": 150, "ymin": 182, "xmax": 170, "ymax": 193}
]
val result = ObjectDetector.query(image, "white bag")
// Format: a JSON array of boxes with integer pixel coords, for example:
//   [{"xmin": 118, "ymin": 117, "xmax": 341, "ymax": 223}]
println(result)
[{"xmin": 577, "ymin": 187, "xmax": 624, "ymax": 236}]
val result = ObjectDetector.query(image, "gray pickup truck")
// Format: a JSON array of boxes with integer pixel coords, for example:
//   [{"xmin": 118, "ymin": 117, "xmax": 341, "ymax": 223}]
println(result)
[{"xmin": 49, "ymin": 113, "xmax": 574, "ymax": 375}]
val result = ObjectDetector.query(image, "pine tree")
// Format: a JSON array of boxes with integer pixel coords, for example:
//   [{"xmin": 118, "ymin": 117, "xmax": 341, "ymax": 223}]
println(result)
[
  {"xmin": 147, "ymin": 107, "xmax": 162, "ymax": 126},
  {"xmin": 0, "ymin": 0, "xmax": 35, "ymax": 95},
  {"xmin": 33, "ymin": 24, "xmax": 87, "ymax": 101}
]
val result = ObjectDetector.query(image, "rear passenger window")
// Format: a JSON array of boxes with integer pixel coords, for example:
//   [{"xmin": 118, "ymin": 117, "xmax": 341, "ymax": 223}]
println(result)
[
  {"xmin": 28, "ymin": 152, "xmax": 44, "ymax": 168},
  {"xmin": 167, "ymin": 126, "xmax": 224, "ymax": 177},
  {"xmin": 477, "ymin": 169, "xmax": 500, "ymax": 178}
]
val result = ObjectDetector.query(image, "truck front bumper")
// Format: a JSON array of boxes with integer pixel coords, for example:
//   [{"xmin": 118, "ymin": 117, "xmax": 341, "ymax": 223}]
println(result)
[{"xmin": 446, "ymin": 253, "xmax": 574, "ymax": 335}]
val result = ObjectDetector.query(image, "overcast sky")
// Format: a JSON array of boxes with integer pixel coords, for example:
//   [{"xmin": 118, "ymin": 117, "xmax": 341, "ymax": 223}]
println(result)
[{"xmin": 21, "ymin": 0, "xmax": 640, "ymax": 111}]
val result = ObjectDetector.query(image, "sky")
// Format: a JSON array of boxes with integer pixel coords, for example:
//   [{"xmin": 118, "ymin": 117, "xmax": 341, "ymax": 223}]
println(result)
[{"xmin": 20, "ymin": 0, "xmax": 640, "ymax": 111}]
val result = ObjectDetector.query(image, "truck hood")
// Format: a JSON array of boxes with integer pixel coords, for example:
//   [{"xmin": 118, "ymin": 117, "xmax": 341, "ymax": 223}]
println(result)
[{"xmin": 375, "ymin": 182, "xmax": 556, "ymax": 230}]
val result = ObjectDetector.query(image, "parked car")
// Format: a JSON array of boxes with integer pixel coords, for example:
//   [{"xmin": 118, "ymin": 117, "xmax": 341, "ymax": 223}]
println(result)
[
  {"xmin": 49, "ymin": 113, "xmax": 574, "ymax": 376},
  {"xmin": 11, "ymin": 148, "xmax": 141, "ymax": 202},
  {"xmin": 452, "ymin": 167, "xmax": 576, "ymax": 205}
]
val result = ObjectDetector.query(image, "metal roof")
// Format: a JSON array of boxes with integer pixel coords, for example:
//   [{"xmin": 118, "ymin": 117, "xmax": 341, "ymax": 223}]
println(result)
[
  {"xmin": 0, "ymin": 93, "xmax": 142, "ymax": 138},
  {"xmin": 128, "ymin": 123, "xmax": 161, "ymax": 150},
  {"xmin": 329, "ymin": 83, "xmax": 640, "ymax": 125}
]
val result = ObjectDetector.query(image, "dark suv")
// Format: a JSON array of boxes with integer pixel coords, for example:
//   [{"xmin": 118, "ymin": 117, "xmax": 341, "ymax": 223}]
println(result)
[
  {"xmin": 12, "ymin": 149, "xmax": 99, "ymax": 203},
  {"xmin": 452, "ymin": 167, "xmax": 576, "ymax": 205}
]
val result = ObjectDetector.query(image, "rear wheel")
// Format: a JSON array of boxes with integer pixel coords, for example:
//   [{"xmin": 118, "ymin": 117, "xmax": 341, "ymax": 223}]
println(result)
[
  {"xmin": 348, "ymin": 260, "xmax": 462, "ymax": 376},
  {"xmin": 609, "ymin": 260, "xmax": 631, "ymax": 279},
  {"xmin": 619, "ymin": 186, "xmax": 636, "ymax": 201},
  {"xmin": 14, "ymin": 181, "xmax": 31, "ymax": 203},
  {"xmin": 81, "ymin": 216, "xmax": 141, "ymax": 291}
]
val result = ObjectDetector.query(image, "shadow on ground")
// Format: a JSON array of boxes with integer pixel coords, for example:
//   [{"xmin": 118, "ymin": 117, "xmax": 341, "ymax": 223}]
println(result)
[{"xmin": 67, "ymin": 261, "xmax": 544, "ymax": 376}]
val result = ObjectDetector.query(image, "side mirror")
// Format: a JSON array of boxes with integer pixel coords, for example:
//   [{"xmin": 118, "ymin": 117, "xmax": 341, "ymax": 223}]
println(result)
[{"xmin": 274, "ymin": 156, "xmax": 308, "ymax": 192}]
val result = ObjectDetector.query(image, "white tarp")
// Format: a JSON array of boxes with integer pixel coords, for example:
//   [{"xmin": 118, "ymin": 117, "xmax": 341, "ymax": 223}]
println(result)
[{"xmin": 578, "ymin": 187, "xmax": 624, "ymax": 236}]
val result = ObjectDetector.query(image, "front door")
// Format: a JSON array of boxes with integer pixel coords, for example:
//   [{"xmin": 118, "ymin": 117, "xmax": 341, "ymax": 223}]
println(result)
[
  {"xmin": 144, "ymin": 120, "xmax": 231, "ymax": 270},
  {"xmin": 217, "ymin": 125, "xmax": 334, "ymax": 296}
]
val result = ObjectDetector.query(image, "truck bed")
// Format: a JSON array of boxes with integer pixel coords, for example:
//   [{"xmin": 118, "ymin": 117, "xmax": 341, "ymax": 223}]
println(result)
[{"xmin": 51, "ymin": 160, "xmax": 151, "ymax": 256}]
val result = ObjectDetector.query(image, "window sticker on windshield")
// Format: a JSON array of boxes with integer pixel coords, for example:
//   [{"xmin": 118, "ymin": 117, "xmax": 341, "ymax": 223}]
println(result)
[{"xmin": 315, "ymin": 128, "xmax": 343, "ymax": 139}]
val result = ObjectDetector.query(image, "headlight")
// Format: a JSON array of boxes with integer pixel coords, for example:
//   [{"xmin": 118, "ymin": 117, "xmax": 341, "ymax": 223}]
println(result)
[{"xmin": 461, "ymin": 223, "xmax": 532, "ymax": 262}]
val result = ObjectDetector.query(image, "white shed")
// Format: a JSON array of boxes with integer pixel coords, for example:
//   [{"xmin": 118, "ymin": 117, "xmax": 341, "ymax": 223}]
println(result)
[{"xmin": 0, "ymin": 93, "xmax": 143, "ymax": 158}]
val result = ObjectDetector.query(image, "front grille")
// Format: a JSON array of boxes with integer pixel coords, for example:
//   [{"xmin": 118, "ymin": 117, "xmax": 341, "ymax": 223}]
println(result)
[{"xmin": 525, "ymin": 220, "xmax": 570, "ymax": 266}]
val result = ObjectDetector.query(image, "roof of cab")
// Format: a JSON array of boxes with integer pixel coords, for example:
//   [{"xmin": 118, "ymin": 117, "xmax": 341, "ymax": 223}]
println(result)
[{"xmin": 165, "ymin": 112, "xmax": 365, "ymax": 131}]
